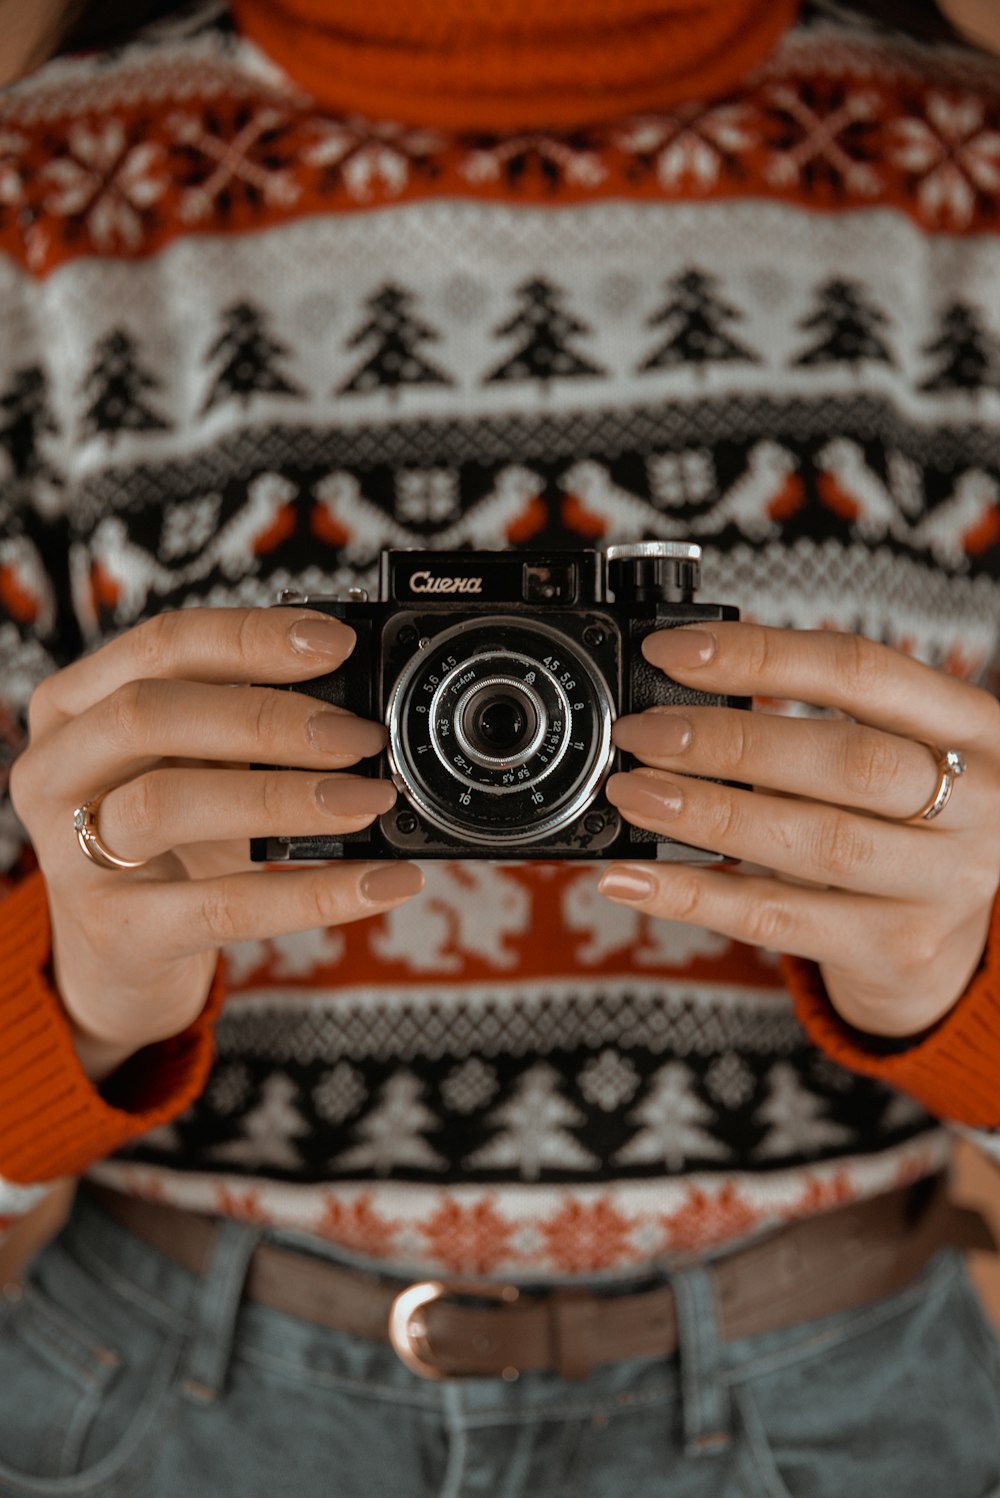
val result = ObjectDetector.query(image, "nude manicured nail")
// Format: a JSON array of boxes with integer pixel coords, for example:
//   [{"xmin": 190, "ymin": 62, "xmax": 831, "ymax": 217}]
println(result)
[
  {"xmin": 643, "ymin": 628, "xmax": 716, "ymax": 670},
  {"xmin": 606, "ymin": 772, "xmax": 683, "ymax": 818},
  {"xmin": 599, "ymin": 867, "xmax": 657, "ymax": 903},
  {"xmin": 289, "ymin": 617, "xmax": 355, "ymax": 656},
  {"xmin": 613, "ymin": 712, "xmax": 692, "ymax": 757},
  {"xmin": 316, "ymin": 777, "xmax": 396, "ymax": 816},
  {"xmin": 307, "ymin": 712, "xmax": 387, "ymax": 757},
  {"xmin": 360, "ymin": 864, "xmax": 424, "ymax": 904}
]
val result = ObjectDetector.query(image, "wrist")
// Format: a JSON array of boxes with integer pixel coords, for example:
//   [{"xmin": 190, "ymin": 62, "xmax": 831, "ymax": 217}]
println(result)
[
  {"xmin": 43, "ymin": 953, "xmax": 137, "ymax": 1084},
  {"xmin": 820, "ymin": 919, "xmax": 991, "ymax": 1042},
  {"xmin": 66, "ymin": 1019, "xmax": 137, "ymax": 1086},
  {"xmin": 821, "ymin": 968, "xmax": 964, "ymax": 1041}
]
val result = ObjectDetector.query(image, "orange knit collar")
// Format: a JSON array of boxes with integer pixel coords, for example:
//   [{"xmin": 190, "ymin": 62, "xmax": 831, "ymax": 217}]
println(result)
[{"xmin": 229, "ymin": 0, "xmax": 800, "ymax": 130}]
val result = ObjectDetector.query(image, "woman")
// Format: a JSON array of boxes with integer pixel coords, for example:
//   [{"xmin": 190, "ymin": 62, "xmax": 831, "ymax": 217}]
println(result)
[{"xmin": 1, "ymin": 1, "xmax": 999, "ymax": 1493}]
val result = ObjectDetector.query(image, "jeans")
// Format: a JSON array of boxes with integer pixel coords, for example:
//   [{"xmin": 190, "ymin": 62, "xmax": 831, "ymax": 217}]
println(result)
[{"xmin": 1, "ymin": 1188, "xmax": 999, "ymax": 1497}]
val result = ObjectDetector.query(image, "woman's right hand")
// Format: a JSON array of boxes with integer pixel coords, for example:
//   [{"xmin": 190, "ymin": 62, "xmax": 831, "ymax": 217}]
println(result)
[{"xmin": 8, "ymin": 606, "xmax": 422, "ymax": 1081}]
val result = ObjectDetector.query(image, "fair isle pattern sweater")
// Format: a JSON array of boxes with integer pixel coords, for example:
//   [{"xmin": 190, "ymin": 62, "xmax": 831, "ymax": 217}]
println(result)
[{"xmin": 1, "ymin": 0, "xmax": 1000, "ymax": 1278}]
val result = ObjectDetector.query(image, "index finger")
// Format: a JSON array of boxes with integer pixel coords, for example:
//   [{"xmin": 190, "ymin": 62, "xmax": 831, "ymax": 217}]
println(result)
[
  {"xmin": 32, "ymin": 607, "xmax": 356, "ymax": 731},
  {"xmin": 642, "ymin": 622, "xmax": 1000, "ymax": 754}
]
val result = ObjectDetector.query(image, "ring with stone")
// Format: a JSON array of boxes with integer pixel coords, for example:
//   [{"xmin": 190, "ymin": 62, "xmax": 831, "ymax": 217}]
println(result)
[
  {"xmin": 904, "ymin": 744, "xmax": 967, "ymax": 824},
  {"xmin": 73, "ymin": 790, "xmax": 149, "ymax": 870}
]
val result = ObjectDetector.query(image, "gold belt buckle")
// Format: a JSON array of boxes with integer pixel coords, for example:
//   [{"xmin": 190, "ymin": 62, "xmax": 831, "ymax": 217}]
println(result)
[{"xmin": 387, "ymin": 1279, "xmax": 521, "ymax": 1380}]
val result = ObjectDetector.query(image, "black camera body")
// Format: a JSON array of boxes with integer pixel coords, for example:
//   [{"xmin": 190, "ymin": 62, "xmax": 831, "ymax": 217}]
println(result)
[{"xmin": 251, "ymin": 543, "xmax": 746, "ymax": 864}]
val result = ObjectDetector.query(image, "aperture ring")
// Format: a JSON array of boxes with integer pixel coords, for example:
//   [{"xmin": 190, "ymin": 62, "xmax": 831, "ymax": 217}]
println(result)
[
  {"xmin": 429, "ymin": 657, "xmax": 571, "ymax": 795},
  {"xmin": 385, "ymin": 616, "xmax": 614, "ymax": 846}
]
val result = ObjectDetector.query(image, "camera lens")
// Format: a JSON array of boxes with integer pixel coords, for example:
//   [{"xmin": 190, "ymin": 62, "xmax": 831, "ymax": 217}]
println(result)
[
  {"xmin": 479, "ymin": 698, "xmax": 525, "ymax": 750},
  {"xmin": 386, "ymin": 617, "xmax": 614, "ymax": 847},
  {"xmin": 460, "ymin": 685, "xmax": 539, "ymax": 763}
]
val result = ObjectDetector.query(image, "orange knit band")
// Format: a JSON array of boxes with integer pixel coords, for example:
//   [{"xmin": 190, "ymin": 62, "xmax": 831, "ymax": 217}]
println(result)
[
  {"xmin": 230, "ymin": 0, "xmax": 800, "ymax": 129},
  {"xmin": 0, "ymin": 872, "xmax": 227, "ymax": 1186}
]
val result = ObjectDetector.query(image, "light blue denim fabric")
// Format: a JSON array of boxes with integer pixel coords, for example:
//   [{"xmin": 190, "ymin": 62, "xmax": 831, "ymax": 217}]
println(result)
[{"xmin": 1, "ymin": 1187, "xmax": 999, "ymax": 1498}]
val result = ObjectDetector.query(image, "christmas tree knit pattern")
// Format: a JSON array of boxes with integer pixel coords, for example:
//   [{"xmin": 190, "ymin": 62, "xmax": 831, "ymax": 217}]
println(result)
[{"xmin": 0, "ymin": 0, "xmax": 999, "ymax": 1274}]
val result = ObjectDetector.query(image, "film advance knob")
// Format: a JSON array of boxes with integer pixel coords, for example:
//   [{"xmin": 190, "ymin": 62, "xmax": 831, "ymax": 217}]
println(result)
[{"xmin": 605, "ymin": 542, "xmax": 702, "ymax": 603}]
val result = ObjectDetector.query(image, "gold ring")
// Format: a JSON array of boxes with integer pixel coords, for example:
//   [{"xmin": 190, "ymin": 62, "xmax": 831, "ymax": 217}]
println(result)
[
  {"xmin": 73, "ymin": 790, "xmax": 148, "ymax": 870},
  {"xmin": 905, "ymin": 744, "xmax": 967, "ymax": 824}
]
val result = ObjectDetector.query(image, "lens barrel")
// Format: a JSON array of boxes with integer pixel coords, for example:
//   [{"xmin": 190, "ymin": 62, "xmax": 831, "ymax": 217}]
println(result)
[
  {"xmin": 456, "ymin": 679, "xmax": 545, "ymax": 769},
  {"xmin": 386, "ymin": 617, "xmax": 614, "ymax": 846}
]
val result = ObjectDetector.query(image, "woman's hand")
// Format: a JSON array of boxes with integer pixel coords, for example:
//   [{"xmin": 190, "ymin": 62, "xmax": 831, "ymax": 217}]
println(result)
[
  {"xmin": 0, "ymin": 0, "xmax": 65, "ymax": 86},
  {"xmin": 9, "ymin": 607, "xmax": 422, "ymax": 1080},
  {"xmin": 936, "ymin": 0, "xmax": 1000, "ymax": 59},
  {"xmin": 599, "ymin": 622, "xmax": 1000, "ymax": 1040}
]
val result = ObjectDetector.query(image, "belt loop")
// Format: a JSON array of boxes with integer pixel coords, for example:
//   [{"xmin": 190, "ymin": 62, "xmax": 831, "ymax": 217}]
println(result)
[
  {"xmin": 179, "ymin": 1218, "xmax": 263, "ymax": 1406},
  {"xmin": 672, "ymin": 1263, "xmax": 732, "ymax": 1459}
]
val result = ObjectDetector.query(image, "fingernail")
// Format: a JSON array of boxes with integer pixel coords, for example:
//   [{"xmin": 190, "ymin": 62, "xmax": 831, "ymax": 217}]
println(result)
[
  {"xmin": 360, "ymin": 864, "xmax": 424, "ymax": 904},
  {"xmin": 316, "ymin": 777, "xmax": 396, "ymax": 816},
  {"xmin": 289, "ymin": 616, "xmax": 356, "ymax": 657},
  {"xmin": 643, "ymin": 628, "xmax": 715, "ymax": 670},
  {"xmin": 606, "ymin": 772, "xmax": 683, "ymax": 819},
  {"xmin": 598, "ymin": 867, "xmax": 656, "ymax": 903},
  {"xmin": 308, "ymin": 712, "xmax": 387, "ymax": 757},
  {"xmin": 613, "ymin": 712, "xmax": 692, "ymax": 757}
]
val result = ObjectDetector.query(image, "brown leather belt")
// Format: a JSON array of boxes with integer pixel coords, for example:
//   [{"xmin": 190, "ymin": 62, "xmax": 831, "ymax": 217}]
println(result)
[{"xmin": 83, "ymin": 1176, "xmax": 995, "ymax": 1381}]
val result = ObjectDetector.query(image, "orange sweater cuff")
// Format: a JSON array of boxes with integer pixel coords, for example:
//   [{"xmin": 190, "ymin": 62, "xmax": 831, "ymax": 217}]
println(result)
[
  {"xmin": 0, "ymin": 870, "xmax": 226, "ymax": 1185},
  {"xmin": 780, "ymin": 889, "xmax": 1000, "ymax": 1129}
]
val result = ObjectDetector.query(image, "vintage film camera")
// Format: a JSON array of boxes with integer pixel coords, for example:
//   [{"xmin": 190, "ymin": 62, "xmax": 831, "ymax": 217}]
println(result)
[{"xmin": 251, "ymin": 543, "xmax": 746, "ymax": 863}]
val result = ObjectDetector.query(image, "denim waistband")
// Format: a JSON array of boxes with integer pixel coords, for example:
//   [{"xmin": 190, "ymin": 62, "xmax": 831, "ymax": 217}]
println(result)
[{"xmin": 57, "ymin": 1185, "xmax": 962, "ymax": 1432}]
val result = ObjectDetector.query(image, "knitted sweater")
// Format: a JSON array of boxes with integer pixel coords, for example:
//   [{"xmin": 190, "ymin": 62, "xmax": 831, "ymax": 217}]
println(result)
[{"xmin": 1, "ymin": 0, "xmax": 999, "ymax": 1279}]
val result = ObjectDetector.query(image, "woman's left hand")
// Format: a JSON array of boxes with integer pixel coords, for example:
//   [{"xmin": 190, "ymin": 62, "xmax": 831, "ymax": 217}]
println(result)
[{"xmin": 599, "ymin": 622, "xmax": 1000, "ymax": 1039}]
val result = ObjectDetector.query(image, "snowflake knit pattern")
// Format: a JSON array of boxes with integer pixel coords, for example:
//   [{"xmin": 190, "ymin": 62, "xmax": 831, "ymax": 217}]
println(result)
[{"xmin": 1, "ymin": 0, "xmax": 1000, "ymax": 1277}]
